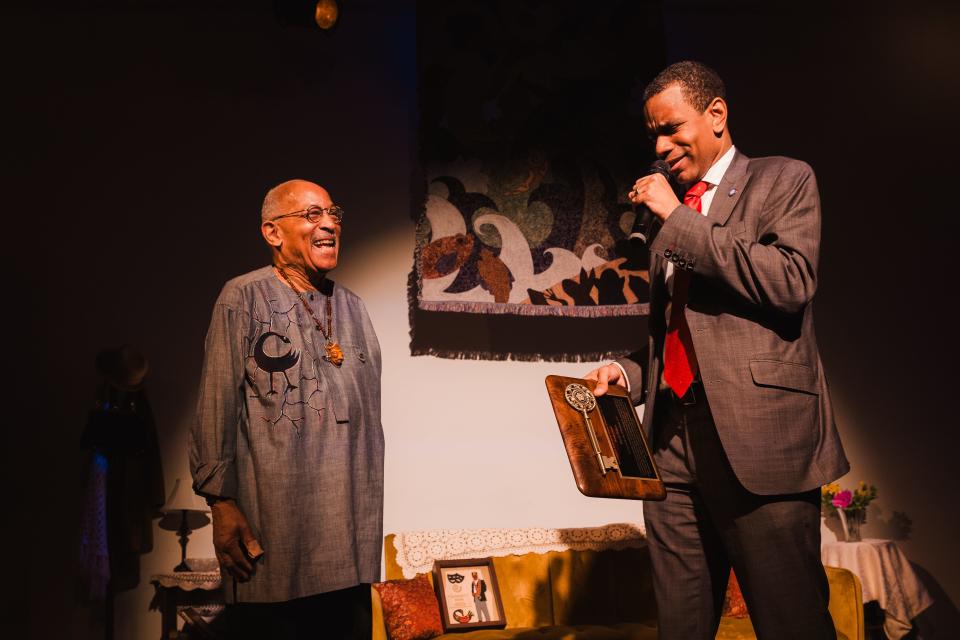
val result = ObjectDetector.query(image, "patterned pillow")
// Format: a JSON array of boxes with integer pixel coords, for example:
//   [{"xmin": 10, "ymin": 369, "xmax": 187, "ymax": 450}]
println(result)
[
  {"xmin": 722, "ymin": 569, "xmax": 749, "ymax": 618},
  {"xmin": 373, "ymin": 574, "xmax": 444, "ymax": 640}
]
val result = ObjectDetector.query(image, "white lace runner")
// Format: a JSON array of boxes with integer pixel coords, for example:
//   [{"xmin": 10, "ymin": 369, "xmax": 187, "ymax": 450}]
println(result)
[
  {"xmin": 151, "ymin": 558, "xmax": 222, "ymax": 591},
  {"xmin": 392, "ymin": 522, "xmax": 646, "ymax": 579}
]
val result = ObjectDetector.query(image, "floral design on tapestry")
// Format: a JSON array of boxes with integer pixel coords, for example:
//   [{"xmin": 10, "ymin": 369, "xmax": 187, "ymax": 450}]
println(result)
[{"xmin": 416, "ymin": 156, "xmax": 651, "ymax": 316}]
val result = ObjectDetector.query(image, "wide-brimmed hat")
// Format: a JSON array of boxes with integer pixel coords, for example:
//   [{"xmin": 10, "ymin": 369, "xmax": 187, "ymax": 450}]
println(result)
[{"xmin": 96, "ymin": 345, "xmax": 149, "ymax": 391}]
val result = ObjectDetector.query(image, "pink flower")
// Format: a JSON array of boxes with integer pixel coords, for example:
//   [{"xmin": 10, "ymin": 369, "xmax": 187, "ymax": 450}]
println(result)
[{"xmin": 832, "ymin": 490, "xmax": 853, "ymax": 509}]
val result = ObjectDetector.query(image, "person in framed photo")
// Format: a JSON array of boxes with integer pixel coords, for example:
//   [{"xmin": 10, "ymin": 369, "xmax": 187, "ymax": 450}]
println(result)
[{"xmin": 471, "ymin": 571, "xmax": 490, "ymax": 622}]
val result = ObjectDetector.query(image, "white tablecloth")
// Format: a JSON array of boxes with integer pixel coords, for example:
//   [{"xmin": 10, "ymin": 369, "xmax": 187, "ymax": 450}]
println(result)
[
  {"xmin": 151, "ymin": 557, "xmax": 222, "ymax": 591},
  {"xmin": 821, "ymin": 539, "xmax": 933, "ymax": 639}
]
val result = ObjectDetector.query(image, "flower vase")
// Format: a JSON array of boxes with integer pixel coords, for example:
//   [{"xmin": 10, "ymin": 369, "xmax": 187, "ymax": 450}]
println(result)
[
  {"xmin": 845, "ymin": 508, "xmax": 865, "ymax": 541},
  {"xmin": 838, "ymin": 508, "xmax": 865, "ymax": 542}
]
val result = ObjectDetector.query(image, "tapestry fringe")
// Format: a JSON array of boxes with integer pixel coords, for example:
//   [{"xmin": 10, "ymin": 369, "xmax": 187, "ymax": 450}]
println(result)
[
  {"xmin": 416, "ymin": 300, "xmax": 649, "ymax": 317},
  {"xmin": 410, "ymin": 345, "xmax": 630, "ymax": 363}
]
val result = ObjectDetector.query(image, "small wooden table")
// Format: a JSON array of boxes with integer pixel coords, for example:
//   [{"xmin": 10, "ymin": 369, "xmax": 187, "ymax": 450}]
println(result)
[
  {"xmin": 151, "ymin": 559, "xmax": 224, "ymax": 639},
  {"xmin": 821, "ymin": 539, "xmax": 933, "ymax": 639}
]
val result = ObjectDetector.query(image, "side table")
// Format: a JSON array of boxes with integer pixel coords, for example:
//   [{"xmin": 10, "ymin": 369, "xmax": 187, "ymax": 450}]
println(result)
[
  {"xmin": 151, "ymin": 558, "xmax": 224, "ymax": 640},
  {"xmin": 821, "ymin": 539, "xmax": 933, "ymax": 639}
]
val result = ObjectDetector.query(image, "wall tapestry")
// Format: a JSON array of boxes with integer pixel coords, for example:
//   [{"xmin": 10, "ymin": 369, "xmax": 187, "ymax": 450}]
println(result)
[{"xmin": 411, "ymin": 0, "xmax": 664, "ymax": 359}]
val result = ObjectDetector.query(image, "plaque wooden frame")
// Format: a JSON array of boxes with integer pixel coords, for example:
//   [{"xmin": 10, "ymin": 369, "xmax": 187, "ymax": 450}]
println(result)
[{"xmin": 545, "ymin": 375, "xmax": 665, "ymax": 501}]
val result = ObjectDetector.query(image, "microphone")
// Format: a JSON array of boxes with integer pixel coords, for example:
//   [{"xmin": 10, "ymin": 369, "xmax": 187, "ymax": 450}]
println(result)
[{"xmin": 628, "ymin": 159, "xmax": 672, "ymax": 245}]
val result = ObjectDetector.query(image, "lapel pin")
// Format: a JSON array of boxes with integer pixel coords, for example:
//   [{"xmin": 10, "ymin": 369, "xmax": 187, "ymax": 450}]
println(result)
[{"xmin": 728, "ymin": 187, "xmax": 737, "ymax": 197}]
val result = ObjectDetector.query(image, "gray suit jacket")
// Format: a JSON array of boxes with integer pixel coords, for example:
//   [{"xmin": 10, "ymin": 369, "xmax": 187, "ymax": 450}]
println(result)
[{"xmin": 618, "ymin": 151, "xmax": 848, "ymax": 495}]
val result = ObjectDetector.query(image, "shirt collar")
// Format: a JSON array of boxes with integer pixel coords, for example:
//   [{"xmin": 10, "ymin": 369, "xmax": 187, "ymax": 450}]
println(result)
[{"xmin": 700, "ymin": 145, "xmax": 736, "ymax": 188}]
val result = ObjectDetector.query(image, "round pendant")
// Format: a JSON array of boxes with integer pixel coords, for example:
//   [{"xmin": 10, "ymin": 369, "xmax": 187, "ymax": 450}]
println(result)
[{"xmin": 325, "ymin": 341, "xmax": 345, "ymax": 367}]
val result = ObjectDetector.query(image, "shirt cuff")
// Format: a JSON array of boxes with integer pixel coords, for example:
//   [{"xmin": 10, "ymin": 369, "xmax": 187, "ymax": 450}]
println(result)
[
  {"xmin": 610, "ymin": 361, "xmax": 631, "ymax": 393},
  {"xmin": 191, "ymin": 460, "xmax": 237, "ymax": 502}
]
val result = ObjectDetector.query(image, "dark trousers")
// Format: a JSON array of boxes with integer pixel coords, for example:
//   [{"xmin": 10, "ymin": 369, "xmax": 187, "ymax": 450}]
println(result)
[
  {"xmin": 223, "ymin": 584, "xmax": 372, "ymax": 640},
  {"xmin": 643, "ymin": 386, "xmax": 835, "ymax": 640}
]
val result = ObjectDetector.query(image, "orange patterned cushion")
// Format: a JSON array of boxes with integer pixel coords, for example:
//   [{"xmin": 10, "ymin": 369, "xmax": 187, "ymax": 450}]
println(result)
[
  {"xmin": 722, "ymin": 569, "xmax": 749, "ymax": 618},
  {"xmin": 373, "ymin": 574, "xmax": 444, "ymax": 640}
]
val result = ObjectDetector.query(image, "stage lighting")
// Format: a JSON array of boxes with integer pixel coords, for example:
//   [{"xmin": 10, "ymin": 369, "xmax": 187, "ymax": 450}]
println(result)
[
  {"xmin": 273, "ymin": 0, "xmax": 340, "ymax": 30},
  {"xmin": 314, "ymin": 0, "xmax": 338, "ymax": 29}
]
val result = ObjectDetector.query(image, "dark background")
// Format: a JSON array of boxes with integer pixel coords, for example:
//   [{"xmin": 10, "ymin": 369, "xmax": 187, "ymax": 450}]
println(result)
[{"xmin": 6, "ymin": 0, "xmax": 959, "ymax": 637}]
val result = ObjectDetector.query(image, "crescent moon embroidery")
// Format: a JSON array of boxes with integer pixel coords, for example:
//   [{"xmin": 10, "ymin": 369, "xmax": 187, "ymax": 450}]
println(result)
[{"xmin": 253, "ymin": 331, "xmax": 301, "ymax": 395}]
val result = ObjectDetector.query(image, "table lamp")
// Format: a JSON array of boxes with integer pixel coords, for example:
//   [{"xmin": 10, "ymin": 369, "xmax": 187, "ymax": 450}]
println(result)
[{"xmin": 160, "ymin": 478, "xmax": 211, "ymax": 572}]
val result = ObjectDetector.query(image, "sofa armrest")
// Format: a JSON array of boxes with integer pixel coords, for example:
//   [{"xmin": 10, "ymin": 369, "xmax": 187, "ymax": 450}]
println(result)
[
  {"xmin": 371, "ymin": 585, "xmax": 388, "ymax": 640},
  {"xmin": 825, "ymin": 565, "xmax": 864, "ymax": 640}
]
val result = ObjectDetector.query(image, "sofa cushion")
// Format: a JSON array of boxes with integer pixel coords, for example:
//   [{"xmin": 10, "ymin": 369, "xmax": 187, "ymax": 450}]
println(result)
[
  {"xmin": 548, "ymin": 548, "xmax": 657, "ymax": 626},
  {"xmin": 721, "ymin": 570, "xmax": 749, "ymax": 618},
  {"xmin": 489, "ymin": 551, "xmax": 554, "ymax": 628},
  {"xmin": 373, "ymin": 573, "xmax": 444, "ymax": 640},
  {"xmin": 433, "ymin": 623, "xmax": 658, "ymax": 639},
  {"xmin": 716, "ymin": 616, "xmax": 757, "ymax": 640}
]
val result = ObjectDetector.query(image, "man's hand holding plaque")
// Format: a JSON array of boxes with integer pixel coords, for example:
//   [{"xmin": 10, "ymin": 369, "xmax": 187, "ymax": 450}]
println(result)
[{"xmin": 545, "ymin": 375, "xmax": 665, "ymax": 501}]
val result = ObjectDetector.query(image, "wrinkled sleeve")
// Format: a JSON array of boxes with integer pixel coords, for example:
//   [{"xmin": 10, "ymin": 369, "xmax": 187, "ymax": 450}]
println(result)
[
  {"xmin": 652, "ymin": 161, "xmax": 821, "ymax": 315},
  {"xmin": 189, "ymin": 295, "xmax": 245, "ymax": 501}
]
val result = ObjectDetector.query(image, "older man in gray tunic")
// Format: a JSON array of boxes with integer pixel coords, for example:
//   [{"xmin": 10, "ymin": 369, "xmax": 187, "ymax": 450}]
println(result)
[{"xmin": 190, "ymin": 179, "xmax": 384, "ymax": 639}]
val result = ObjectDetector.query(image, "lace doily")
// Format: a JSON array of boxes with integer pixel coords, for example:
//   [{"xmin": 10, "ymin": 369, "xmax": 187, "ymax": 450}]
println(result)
[
  {"xmin": 392, "ymin": 522, "xmax": 646, "ymax": 579},
  {"xmin": 151, "ymin": 558, "xmax": 222, "ymax": 591}
]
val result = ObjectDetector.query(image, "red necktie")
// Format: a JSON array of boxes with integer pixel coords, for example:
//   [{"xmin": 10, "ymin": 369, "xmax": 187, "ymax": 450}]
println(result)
[{"xmin": 663, "ymin": 181, "xmax": 708, "ymax": 397}]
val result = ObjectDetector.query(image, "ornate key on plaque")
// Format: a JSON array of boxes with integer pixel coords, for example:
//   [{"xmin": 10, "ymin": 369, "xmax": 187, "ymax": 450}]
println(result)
[{"xmin": 564, "ymin": 383, "xmax": 619, "ymax": 476}]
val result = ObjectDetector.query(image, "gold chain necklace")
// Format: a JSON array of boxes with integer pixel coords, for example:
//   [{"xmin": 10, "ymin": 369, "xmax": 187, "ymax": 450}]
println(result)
[{"xmin": 276, "ymin": 267, "xmax": 344, "ymax": 367}]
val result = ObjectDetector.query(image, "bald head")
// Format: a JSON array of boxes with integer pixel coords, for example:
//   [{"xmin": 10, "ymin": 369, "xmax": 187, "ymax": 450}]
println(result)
[
  {"xmin": 261, "ymin": 179, "xmax": 331, "ymax": 222},
  {"xmin": 260, "ymin": 178, "xmax": 341, "ymax": 285}
]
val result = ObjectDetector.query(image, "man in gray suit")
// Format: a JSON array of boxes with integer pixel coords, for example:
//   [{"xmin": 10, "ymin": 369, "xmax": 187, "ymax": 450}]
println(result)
[
  {"xmin": 586, "ymin": 61, "xmax": 848, "ymax": 639},
  {"xmin": 191, "ymin": 179, "xmax": 384, "ymax": 639}
]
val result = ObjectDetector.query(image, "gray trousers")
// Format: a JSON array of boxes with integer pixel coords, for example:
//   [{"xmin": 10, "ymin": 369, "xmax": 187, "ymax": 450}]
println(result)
[
  {"xmin": 474, "ymin": 597, "xmax": 490, "ymax": 621},
  {"xmin": 642, "ymin": 385, "xmax": 835, "ymax": 640}
]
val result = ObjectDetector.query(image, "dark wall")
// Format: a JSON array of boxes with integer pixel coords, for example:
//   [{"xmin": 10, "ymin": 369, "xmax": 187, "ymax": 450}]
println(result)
[
  {"xmin": 7, "ymin": 1, "xmax": 959, "ymax": 637},
  {"xmin": 6, "ymin": 3, "xmax": 415, "ymax": 637}
]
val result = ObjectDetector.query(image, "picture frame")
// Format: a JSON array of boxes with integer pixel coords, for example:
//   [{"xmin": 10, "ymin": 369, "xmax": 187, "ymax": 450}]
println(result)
[{"xmin": 432, "ymin": 558, "xmax": 507, "ymax": 632}]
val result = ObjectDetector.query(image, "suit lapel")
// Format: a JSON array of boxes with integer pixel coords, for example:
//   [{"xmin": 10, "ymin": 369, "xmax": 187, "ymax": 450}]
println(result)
[
  {"xmin": 648, "ymin": 253, "xmax": 665, "ymax": 313},
  {"xmin": 647, "ymin": 252, "xmax": 667, "ymax": 343},
  {"xmin": 707, "ymin": 150, "xmax": 751, "ymax": 226}
]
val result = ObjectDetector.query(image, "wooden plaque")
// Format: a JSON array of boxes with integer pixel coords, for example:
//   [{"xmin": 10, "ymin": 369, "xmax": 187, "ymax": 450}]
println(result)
[{"xmin": 545, "ymin": 375, "xmax": 665, "ymax": 501}]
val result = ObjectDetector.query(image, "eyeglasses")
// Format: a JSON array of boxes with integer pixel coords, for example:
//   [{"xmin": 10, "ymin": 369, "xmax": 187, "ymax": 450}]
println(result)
[{"xmin": 270, "ymin": 204, "xmax": 344, "ymax": 225}]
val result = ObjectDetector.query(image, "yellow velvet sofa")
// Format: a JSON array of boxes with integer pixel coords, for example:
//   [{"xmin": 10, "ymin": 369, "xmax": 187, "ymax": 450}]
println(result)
[{"xmin": 372, "ymin": 527, "xmax": 864, "ymax": 640}]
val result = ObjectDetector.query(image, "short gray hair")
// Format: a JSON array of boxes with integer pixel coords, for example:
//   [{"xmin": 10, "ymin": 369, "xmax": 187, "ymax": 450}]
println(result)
[{"xmin": 261, "ymin": 180, "xmax": 302, "ymax": 222}]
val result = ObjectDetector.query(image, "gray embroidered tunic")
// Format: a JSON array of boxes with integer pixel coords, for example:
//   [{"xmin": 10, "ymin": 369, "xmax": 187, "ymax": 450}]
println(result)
[{"xmin": 189, "ymin": 266, "xmax": 384, "ymax": 603}]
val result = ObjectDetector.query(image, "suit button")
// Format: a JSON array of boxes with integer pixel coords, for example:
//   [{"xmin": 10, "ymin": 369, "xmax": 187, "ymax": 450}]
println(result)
[
  {"xmin": 678, "ymin": 258, "xmax": 686, "ymax": 268},
  {"xmin": 664, "ymin": 248, "xmax": 673, "ymax": 258},
  {"xmin": 686, "ymin": 263, "xmax": 694, "ymax": 271}
]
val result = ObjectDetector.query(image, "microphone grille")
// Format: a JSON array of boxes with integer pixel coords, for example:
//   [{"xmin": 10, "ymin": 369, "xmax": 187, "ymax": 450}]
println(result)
[{"xmin": 650, "ymin": 159, "xmax": 671, "ymax": 177}]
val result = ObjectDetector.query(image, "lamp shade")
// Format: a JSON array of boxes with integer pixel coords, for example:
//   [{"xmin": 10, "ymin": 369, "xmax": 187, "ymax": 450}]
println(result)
[{"xmin": 159, "ymin": 478, "xmax": 210, "ymax": 531}]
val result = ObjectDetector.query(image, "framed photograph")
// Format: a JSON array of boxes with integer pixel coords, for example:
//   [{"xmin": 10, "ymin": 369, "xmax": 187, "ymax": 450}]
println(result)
[{"xmin": 432, "ymin": 558, "xmax": 506, "ymax": 632}]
